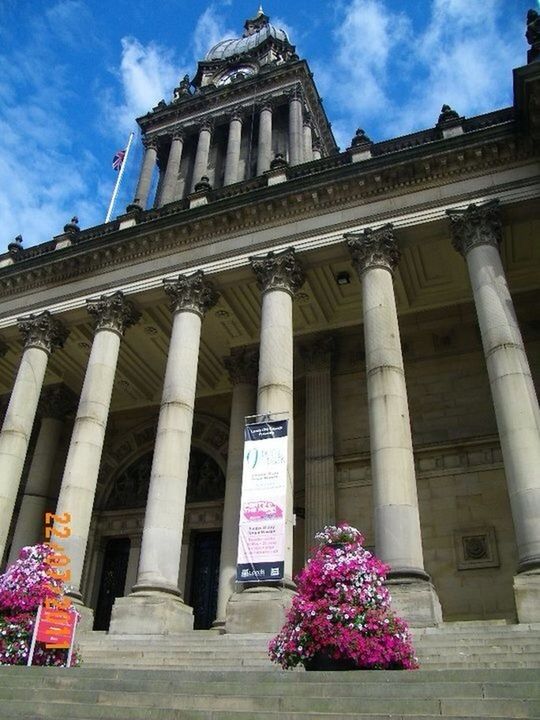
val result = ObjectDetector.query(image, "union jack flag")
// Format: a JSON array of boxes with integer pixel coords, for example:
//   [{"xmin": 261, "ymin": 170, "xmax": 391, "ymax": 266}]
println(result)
[{"xmin": 112, "ymin": 150, "xmax": 125, "ymax": 171}]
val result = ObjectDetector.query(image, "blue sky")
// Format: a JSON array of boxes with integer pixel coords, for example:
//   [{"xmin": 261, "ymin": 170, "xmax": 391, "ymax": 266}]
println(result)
[{"xmin": 0, "ymin": 0, "xmax": 533, "ymax": 247}]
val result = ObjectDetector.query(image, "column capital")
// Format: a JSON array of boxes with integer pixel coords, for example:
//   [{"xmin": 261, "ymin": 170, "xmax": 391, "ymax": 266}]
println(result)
[
  {"xmin": 258, "ymin": 98, "xmax": 274, "ymax": 114},
  {"xmin": 224, "ymin": 347, "xmax": 259, "ymax": 385},
  {"xmin": 38, "ymin": 383, "xmax": 78, "ymax": 420},
  {"xmin": 447, "ymin": 199, "xmax": 502, "ymax": 257},
  {"xmin": 250, "ymin": 248, "xmax": 305, "ymax": 296},
  {"xmin": 346, "ymin": 224, "xmax": 400, "ymax": 275},
  {"xmin": 199, "ymin": 119, "xmax": 214, "ymax": 134},
  {"xmin": 17, "ymin": 311, "xmax": 69, "ymax": 354},
  {"xmin": 171, "ymin": 126, "xmax": 185, "ymax": 141},
  {"xmin": 163, "ymin": 270, "xmax": 219, "ymax": 318},
  {"xmin": 301, "ymin": 336, "xmax": 334, "ymax": 372},
  {"xmin": 142, "ymin": 135, "xmax": 158, "ymax": 151},
  {"xmin": 228, "ymin": 108, "xmax": 244, "ymax": 124},
  {"xmin": 86, "ymin": 291, "xmax": 141, "ymax": 336}
]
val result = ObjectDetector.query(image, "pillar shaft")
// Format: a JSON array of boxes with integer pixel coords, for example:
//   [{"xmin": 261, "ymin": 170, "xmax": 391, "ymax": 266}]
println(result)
[
  {"xmin": 302, "ymin": 338, "xmax": 336, "ymax": 554},
  {"xmin": 215, "ymin": 349, "xmax": 258, "ymax": 625},
  {"xmin": 303, "ymin": 121, "xmax": 313, "ymax": 162},
  {"xmin": 134, "ymin": 138, "xmax": 157, "ymax": 209},
  {"xmin": 257, "ymin": 106, "xmax": 273, "ymax": 175},
  {"xmin": 449, "ymin": 200, "xmax": 540, "ymax": 572},
  {"xmin": 135, "ymin": 271, "xmax": 219, "ymax": 592},
  {"xmin": 55, "ymin": 292, "xmax": 139, "ymax": 594},
  {"xmin": 7, "ymin": 415, "xmax": 63, "ymax": 564},
  {"xmin": 160, "ymin": 132, "xmax": 184, "ymax": 206},
  {"xmin": 288, "ymin": 96, "xmax": 304, "ymax": 166},
  {"xmin": 348, "ymin": 226, "xmax": 426, "ymax": 577},
  {"xmin": 0, "ymin": 312, "xmax": 67, "ymax": 563},
  {"xmin": 251, "ymin": 249, "xmax": 305, "ymax": 581},
  {"xmin": 191, "ymin": 125, "xmax": 212, "ymax": 192},
  {"xmin": 224, "ymin": 115, "xmax": 243, "ymax": 186}
]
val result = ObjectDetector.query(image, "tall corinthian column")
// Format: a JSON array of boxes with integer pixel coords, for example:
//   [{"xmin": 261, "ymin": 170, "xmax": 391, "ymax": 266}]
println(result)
[
  {"xmin": 133, "ymin": 136, "xmax": 158, "ymax": 209},
  {"xmin": 160, "ymin": 129, "xmax": 184, "ymax": 206},
  {"xmin": 191, "ymin": 122, "xmax": 213, "ymax": 192},
  {"xmin": 0, "ymin": 312, "xmax": 68, "ymax": 563},
  {"xmin": 110, "ymin": 271, "xmax": 218, "ymax": 635},
  {"xmin": 226, "ymin": 248, "xmax": 305, "ymax": 634},
  {"xmin": 55, "ymin": 292, "xmax": 139, "ymax": 621},
  {"xmin": 346, "ymin": 226, "xmax": 442, "ymax": 626},
  {"xmin": 214, "ymin": 348, "xmax": 258, "ymax": 628},
  {"xmin": 7, "ymin": 384, "xmax": 76, "ymax": 564},
  {"xmin": 257, "ymin": 103, "xmax": 273, "ymax": 175},
  {"xmin": 224, "ymin": 111, "xmax": 243, "ymax": 186},
  {"xmin": 301, "ymin": 337, "xmax": 336, "ymax": 556},
  {"xmin": 288, "ymin": 93, "xmax": 304, "ymax": 165},
  {"xmin": 448, "ymin": 200, "xmax": 540, "ymax": 623}
]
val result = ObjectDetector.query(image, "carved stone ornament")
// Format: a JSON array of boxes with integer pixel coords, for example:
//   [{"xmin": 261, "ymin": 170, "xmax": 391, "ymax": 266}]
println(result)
[
  {"xmin": 17, "ymin": 311, "xmax": 69, "ymax": 354},
  {"xmin": 350, "ymin": 128, "xmax": 372, "ymax": 148},
  {"xmin": 446, "ymin": 199, "xmax": 502, "ymax": 257},
  {"xmin": 270, "ymin": 152, "xmax": 288, "ymax": 170},
  {"xmin": 436, "ymin": 104, "xmax": 462, "ymax": 128},
  {"xmin": 229, "ymin": 108, "xmax": 244, "ymax": 124},
  {"xmin": 223, "ymin": 347, "xmax": 259, "ymax": 385},
  {"xmin": 250, "ymin": 247, "xmax": 305, "ymax": 296},
  {"xmin": 194, "ymin": 176, "xmax": 212, "ymax": 193},
  {"xmin": 163, "ymin": 270, "xmax": 219, "ymax": 317},
  {"xmin": 86, "ymin": 290, "xmax": 141, "ymax": 335},
  {"xmin": 301, "ymin": 336, "xmax": 335, "ymax": 372},
  {"xmin": 526, "ymin": 9, "xmax": 540, "ymax": 63},
  {"xmin": 345, "ymin": 224, "xmax": 400, "ymax": 275},
  {"xmin": 8, "ymin": 234, "xmax": 24, "ymax": 260},
  {"xmin": 142, "ymin": 135, "xmax": 158, "ymax": 151},
  {"xmin": 172, "ymin": 127, "xmax": 185, "ymax": 141},
  {"xmin": 38, "ymin": 383, "xmax": 78, "ymax": 420},
  {"xmin": 199, "ymin": 119, "xmax": 214, "ymax": 134}
]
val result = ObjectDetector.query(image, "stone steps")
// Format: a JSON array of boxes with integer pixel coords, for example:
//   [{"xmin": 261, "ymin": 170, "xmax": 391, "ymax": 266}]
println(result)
[
  {"xmin": 0, "ymin": 667, "xmax": 538, "ymax": 719},
  {"xmin": 75, "ymin": 624, "xmax": 540, "ymax": 670}
]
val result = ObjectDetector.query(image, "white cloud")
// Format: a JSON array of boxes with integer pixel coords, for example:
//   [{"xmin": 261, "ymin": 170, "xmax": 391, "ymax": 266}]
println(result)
[
  {"xmin": 193, "ymin": 5, "xmax": 235, "ymax": 61},
  {"xmin": 106, "ymin": 37, "xmax": 185, "ymax": 136},
  {"xmin": 323, "ymin": 0, "xmax": 525, "ymax": 142},
  {"xmin": 0, "ymin": 2, "xmax": 104, "ymax": 248}
]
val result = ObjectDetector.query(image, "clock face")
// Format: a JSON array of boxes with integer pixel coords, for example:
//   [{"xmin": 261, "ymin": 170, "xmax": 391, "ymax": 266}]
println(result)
[{"xmin": 217, "ymin": 66, "xmax": 256, "ymax": 86}]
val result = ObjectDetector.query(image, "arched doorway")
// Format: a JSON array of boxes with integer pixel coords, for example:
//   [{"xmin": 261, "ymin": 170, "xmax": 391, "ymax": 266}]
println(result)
[{"xmin": 92, "ymin": 444, "xmax": 226, "ymax": 630}]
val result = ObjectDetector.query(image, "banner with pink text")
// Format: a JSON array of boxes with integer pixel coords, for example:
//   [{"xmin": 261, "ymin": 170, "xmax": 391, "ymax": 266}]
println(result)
[{"xmin": 236, "ymin": 420, "xmax": 288, "ymax": 582}]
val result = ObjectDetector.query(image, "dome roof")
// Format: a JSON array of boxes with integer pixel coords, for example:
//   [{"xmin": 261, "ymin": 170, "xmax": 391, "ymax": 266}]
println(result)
[{"xmin": 205, "ymin": 8, "xmax": 290, "ymax": 61}]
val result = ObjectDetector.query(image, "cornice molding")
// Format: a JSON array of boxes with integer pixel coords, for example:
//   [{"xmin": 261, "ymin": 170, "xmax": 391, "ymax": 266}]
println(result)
[{"xmin": 0, "ymin": 128, "xmax": 533, "ymax": 306}]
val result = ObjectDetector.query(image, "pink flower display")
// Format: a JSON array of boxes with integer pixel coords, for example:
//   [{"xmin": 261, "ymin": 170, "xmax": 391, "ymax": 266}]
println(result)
[
  {"xmin": 0, "ymin": 544, "xmax": 79, "ymax": 666},
  {"xmin": 269, "ymin": 524, "xmax": 418, "ymax": 670}
]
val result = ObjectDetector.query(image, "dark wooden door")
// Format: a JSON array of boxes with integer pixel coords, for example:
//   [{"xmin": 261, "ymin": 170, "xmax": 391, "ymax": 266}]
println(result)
[
  {"xmin": 93, "ymin": 537, "xmax": 130, "ymax": 631},
  {"xmin": 190, "ymin": 531, "xmax": 222, "ymax": 629}
]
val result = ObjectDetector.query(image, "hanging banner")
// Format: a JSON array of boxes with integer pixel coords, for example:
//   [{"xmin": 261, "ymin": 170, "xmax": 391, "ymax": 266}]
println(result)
[{"xmin": 236, "ymin": 419, "xmax": 288, "ymax": 582}]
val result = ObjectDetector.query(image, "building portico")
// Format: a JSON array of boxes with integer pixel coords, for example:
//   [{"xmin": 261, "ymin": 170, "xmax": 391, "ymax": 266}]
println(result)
[{"xmin": 1, "ymin": 7, "xmax": 539, "ymax": 636}]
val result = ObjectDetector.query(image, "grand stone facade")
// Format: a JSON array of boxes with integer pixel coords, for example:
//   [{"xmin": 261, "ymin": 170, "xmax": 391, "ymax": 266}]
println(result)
[{"xmin": 0, "ymin": 8, "xmax": 539, "ymax": 634}]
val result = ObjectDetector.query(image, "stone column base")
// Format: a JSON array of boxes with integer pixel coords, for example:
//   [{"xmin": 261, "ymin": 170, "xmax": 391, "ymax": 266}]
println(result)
[
  {"xmin": 225, "ymin": 585, "xmax": 295, "ymax": 634},
  {"xmin": 71, "ymin": 601, "xmax": 94, "ymax": 634},
  {"xmin": 514, "ymin": 571, "xmax": 540, "ymax": 623},
  {"xmin": 386, "ymin": 578, "xmax": 443, "ymax": 627},
  {"xmin": 108, "ymin": 590, "xmax": 194, "ymax": 635}
]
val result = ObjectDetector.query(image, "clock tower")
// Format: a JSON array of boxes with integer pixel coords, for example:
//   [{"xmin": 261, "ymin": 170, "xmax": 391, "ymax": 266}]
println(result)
[{"xmin": 129, "ymin": 5, "xmax": 337, "ymax": 210}]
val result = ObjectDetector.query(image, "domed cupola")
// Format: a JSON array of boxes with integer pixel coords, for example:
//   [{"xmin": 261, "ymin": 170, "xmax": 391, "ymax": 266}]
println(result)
[
  {"xmin": 205, "ymin": 6, "xmax": 291, "ymax": 63},
  {"xmin": 193, "ymin": 5, "xmax": 297, "ymax": 90}
]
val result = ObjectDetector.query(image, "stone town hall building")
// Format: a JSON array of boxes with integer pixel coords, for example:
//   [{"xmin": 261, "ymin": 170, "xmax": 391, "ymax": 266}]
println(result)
[{"xmin": 0, "ymin": 7, "xmax": 539, "ymax": 636}]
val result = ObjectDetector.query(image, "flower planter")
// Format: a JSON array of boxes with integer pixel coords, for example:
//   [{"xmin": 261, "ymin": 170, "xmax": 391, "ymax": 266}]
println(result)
[{"xmin": 304, "ymin": 652, "xmax": 358, "ymax": 671}]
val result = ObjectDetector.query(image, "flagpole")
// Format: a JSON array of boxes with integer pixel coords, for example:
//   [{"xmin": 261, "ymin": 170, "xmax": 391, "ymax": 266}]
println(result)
[{"xmin": 105, "ymin": 131, "xmax": 134, "ymax": 223}]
